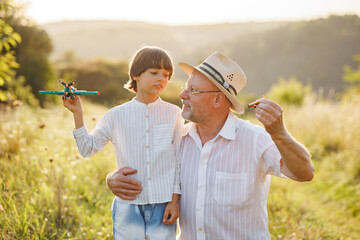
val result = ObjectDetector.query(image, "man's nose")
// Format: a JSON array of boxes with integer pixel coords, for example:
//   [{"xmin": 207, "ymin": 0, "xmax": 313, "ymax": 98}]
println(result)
[{"xmin": 179, "ymin": 88, "xmax": 188, "ymax": 100}]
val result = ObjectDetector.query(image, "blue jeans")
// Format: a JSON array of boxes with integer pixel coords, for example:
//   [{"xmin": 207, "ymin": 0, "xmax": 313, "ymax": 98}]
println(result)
[{"xmin": 112, "ymin": 197, "xmax": 176, "ymax": 240}]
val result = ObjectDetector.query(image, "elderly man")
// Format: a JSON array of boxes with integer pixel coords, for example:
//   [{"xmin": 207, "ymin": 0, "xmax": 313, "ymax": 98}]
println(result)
[{"xmin": 106, "ymin": 52, "xmax": 314, "ymax": 239}]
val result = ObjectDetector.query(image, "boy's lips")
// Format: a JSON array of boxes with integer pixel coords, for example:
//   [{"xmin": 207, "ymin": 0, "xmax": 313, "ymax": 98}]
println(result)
[{"xmin": 154, "ymin": 84, "xmax": 163, "ymax": 89}]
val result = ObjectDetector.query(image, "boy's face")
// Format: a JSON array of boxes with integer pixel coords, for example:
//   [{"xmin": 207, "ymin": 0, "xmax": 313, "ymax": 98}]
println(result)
[{"xmin": 134, "ymin": 68, "xmax": 170, "ymax": 99}]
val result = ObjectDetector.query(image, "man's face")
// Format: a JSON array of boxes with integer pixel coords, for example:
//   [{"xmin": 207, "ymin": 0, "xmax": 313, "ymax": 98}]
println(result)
[{"xmin": 179, "ymin": 70, "xmax": 220, "ymax": 123}]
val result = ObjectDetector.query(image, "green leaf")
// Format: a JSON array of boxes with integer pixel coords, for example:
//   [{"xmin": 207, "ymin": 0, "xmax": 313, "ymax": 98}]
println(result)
[
  {"xmin": 3, "ymin": 42, "xmax": 10, "ymax": 51},
  {"xmin": 8, "ymin": 38, "xmax": 17, "ymax": 48},
  {"xmin": 12, "ymin": 33, "xmax": 21, "ymax": 43},
  {"xmin": 0, "ymin": 90, "xmax": 7, "ymax": 101}
]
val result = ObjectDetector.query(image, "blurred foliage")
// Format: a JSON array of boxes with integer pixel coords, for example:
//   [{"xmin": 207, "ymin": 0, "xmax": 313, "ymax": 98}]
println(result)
[
  {"xmin": 159, "ymin": 80, "xmax": 183, "ymax": 108},
  {"xmin": 206, "ymin": 14, "xmax": 360, "ymax": 95},
  {"xmin": 266, "ymin": 76, "xmax": 312, "ymax": 106},
  {"xmin": 1, "ymin": 0, "xmax": 55, "ymax": 107},
  {"xmin": 342, "ymin": 54, "xmax": 360, "ymax": 99},
  {"xmin": 12, "ymin": 23, "xmax": 55, "ymax": 105},
  {"xmin": 56, "ymin": 57, "xmax": 134, "ymax": 107},
  {"xmin": 0, "ymin": 0, "xmax": 21, "ymax": 102},
  {"xmin": 43, "ymin": 15, "xmax": 360, "ymax": 96},
  {"xmin": 6, "ymin": 76, "xmax": 39, "ymax": 107}
]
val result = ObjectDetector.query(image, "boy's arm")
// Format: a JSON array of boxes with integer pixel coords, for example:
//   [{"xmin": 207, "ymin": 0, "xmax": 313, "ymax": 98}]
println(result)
[
  {"xmin": 163, "ymin": 193, "xmax": 180, "ymax": 225},
  {"xmin": 63, "ymin": 95, "xmax": 84, "ymax": 129},
  {"xmin": 63, "ymin": 95, "xmax": 110, "ymax": 157}
]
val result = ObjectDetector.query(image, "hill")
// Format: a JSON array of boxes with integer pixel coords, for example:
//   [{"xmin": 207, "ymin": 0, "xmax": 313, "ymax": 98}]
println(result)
[
  {"xmin": 42, "ymin": 15, "xmax": 360, "ymax": 94},
  {"xmin": 42, "ymin": 20, "xmax": 286, "ymax": 61}
]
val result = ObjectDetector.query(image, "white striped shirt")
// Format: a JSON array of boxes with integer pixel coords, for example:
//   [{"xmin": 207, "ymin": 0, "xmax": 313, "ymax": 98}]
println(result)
[
  {"xmin": 178, "ymin": 112, "xmax": 282, "ymax": 240},
  {"xmin": 73, "ymin": 97, "xmax": 183, "ymax": 204}
]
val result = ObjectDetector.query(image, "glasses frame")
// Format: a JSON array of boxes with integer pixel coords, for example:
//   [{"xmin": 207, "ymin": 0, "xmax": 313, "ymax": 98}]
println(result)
[{"xmin": 181, "ymin": 87, "xmax": 221, "ymax": 95}]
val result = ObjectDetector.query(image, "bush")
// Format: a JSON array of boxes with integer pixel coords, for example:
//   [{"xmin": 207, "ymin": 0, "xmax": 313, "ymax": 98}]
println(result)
[{"xmin": 266, "ymin": 76, "xmax": 312, "ymax": 105}]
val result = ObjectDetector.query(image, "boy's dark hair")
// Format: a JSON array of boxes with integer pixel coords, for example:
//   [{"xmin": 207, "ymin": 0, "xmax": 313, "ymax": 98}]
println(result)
[{"xmin": 124, "ymin": 46, "xmax": 174, "ymax": 93}]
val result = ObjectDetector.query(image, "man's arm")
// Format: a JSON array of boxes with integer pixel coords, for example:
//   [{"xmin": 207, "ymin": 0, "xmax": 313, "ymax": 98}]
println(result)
[
  {"xmin": 106, "ymin": 167, "xmax": 142, "ymax": 200},
  {"xmin": 255, "ymin": 99, "xmax": 314, "ymax": 181}
]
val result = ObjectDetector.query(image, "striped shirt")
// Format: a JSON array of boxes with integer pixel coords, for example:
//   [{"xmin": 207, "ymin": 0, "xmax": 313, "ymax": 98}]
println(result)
[
  {"xmin": 73, "ymin": 97, "xmax": 183, "ymax": 204},
  {"xmin": 178, "ymin": 112, "xmax": 282, "ymax": 240}
]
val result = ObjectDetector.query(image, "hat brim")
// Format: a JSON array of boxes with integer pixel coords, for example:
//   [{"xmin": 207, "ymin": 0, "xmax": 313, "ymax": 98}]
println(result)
[{"xmin": 179, "ymin": 62, "xmax": 244, "ymax": 114}]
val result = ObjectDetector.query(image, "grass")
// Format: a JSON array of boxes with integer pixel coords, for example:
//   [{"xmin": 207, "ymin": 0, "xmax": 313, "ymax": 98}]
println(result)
[
  {"xmin": 1, "ymin": 95, "xmax": 360, "ymax": 239},
  {"xmin": 0, "ymin": 101, "xmax": 116, "ymax": 239}
]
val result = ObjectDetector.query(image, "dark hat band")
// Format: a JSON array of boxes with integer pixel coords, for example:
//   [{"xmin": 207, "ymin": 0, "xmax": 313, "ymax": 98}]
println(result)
[{"xmin": 199, "ymin": 62, "xmax": 237, "ymax": 96}]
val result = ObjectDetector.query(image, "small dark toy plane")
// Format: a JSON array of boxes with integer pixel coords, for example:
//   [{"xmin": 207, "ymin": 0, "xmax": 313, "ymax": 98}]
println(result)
[{"xmin": 39, "ymin": 80, "xmax": 100, "ymax": 100}]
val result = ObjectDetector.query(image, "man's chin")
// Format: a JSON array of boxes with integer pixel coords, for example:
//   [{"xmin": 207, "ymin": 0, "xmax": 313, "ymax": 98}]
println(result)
[{"xmin": 181, "ymin": 110, "xmax": 192, "ymax": 121}]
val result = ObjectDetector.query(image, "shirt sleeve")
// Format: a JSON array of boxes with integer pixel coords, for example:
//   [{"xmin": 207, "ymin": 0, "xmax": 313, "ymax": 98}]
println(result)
[
  {"xmin": 72, "ymin": 112, "xmax": 112, "ymax": 158},
  {"xmin": 255, "ymin": 130, "xmax": 282, "ymax": 177},
  {"xmin": 172, "ymin": 110, "xmax": 184, "ymax": 195}
]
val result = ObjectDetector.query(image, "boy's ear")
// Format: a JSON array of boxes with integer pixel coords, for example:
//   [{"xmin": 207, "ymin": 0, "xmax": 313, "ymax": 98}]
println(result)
[{"xmin": 132, "ymin": 75, "xmax": 139, "ymax": 81}]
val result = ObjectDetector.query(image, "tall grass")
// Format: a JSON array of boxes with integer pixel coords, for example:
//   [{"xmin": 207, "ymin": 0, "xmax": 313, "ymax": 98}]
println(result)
[
  {"xmin": 1, "ymin": 95, "xmax": 359, "ymax": 239},
  {"xmin": 265, "ymin": 94, "xmax": 360, "ymax": 239},
  {"xmin": 0, "ymin": 101, "xmax": 116, "ymax": 239}
]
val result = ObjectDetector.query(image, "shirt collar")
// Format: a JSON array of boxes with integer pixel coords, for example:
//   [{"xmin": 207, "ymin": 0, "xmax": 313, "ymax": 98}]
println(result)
[
  {"xmin": 131, "ymin": 96, "xmax": 162, "ymax": 108},
  {"xmin": 182, "ymin": 112, "xmax": 237, "ymax": 141}
]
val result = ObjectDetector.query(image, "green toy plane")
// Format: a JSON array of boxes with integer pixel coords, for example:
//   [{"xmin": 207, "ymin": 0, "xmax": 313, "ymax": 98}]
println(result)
[{"xmin": 39, "ymin": 80, "xmax": 100, "ymax": 100}]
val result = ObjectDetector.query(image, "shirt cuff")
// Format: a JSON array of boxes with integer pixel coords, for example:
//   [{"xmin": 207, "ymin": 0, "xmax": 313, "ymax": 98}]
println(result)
[
  {"xmin": 72, "ymin": 125, "xmax": 89, "ymax": 139},
  {"xmin": 173, "ymin": 186, "xmax": 181, "ymax": 195}
]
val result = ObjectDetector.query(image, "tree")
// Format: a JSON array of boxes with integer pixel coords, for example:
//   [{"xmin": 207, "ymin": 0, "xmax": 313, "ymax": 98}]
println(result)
[
  {"xmin": 13, "ymin": 24, "xmax": 55, "ymax": 105},
  {"xmin": 2, "ymin": 1, "xmax": 55, "ymax": 106},
  {"xmin": 0, "ymin": 1, "xmax": 21, "ymax": 102}
]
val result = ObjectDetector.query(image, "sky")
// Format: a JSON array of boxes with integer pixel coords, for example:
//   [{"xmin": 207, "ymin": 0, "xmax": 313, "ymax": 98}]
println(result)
[{"xmin": 16, "ymin": 0, "xmax": 360, "ymax": 25}]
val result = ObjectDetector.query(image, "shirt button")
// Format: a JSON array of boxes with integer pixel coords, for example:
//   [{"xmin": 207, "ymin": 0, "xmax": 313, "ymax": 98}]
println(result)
[
  {"xmin": 147, "ymin": 177, "xmax": 151, "ymax": 181},
  {"xmin": 145, "ymin": 115, "xmax": 149, "ymax": 118},
  {"xmin": 198, "ymin": 228, "xmax": 202, "ymax": 231},
  {"xmin": 146, "ymin": 145, "xmax": 149, "ymax": 148},
  {"xmin": 146, "ymin": 130, "xmax": 149, "ymax": 133},
  {"xmin": 146, "ymin": 161, "xmax": 150, "ymax": 164}
]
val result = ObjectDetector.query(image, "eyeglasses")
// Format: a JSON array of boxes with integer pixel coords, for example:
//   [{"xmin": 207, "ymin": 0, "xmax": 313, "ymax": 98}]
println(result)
[{"xmin": 181, "ymin": 87, "xmax": 220, "ymax": 96}]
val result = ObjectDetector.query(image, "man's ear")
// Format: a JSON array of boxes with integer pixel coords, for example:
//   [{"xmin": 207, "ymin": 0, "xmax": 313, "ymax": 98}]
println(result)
[{"xmin": 213, "ymin": 93, "xmax": 225, "ymax": 108}]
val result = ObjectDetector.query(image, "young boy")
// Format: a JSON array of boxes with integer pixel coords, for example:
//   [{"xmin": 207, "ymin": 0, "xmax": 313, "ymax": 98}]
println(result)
[{"xmin": 63, "ymin": 46, "xmax": 183, "ymax": 239}]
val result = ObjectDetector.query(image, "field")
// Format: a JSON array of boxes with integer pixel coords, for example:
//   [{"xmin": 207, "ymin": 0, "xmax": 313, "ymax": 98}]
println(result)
[{"xmin": 1, "ymin": 95, "xmax": 360, "ymax": 239}]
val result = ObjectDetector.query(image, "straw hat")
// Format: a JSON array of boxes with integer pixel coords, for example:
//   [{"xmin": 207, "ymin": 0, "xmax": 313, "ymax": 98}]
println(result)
[{"xmin": 178, "ymin": 51, "xmax": 247, "ymax": 114}]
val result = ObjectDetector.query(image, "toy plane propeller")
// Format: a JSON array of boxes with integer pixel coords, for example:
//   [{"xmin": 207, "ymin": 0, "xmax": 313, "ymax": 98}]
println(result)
[{"xmin": 39, "ymin": 80, "xmax": 100, "ymax": 100}]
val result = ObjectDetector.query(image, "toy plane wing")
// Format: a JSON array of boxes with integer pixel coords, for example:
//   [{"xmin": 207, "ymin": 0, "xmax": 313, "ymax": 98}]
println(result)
[
  {"xmin": 73, "ymin": 90, "xmax": 100, "ymax": 96},
  {"xmin": 39, "ymin": 90, "xmax": 65, "ymax": 95}
]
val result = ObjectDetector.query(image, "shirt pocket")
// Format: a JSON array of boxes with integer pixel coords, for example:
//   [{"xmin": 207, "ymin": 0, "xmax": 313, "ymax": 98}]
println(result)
[
  {"xmin": 153, "ymin": 124, "xmax": 174, "ymax": 152},
  {"xmin": 214, "ymin": 171, "xmax": 248, "ymax": 206}
]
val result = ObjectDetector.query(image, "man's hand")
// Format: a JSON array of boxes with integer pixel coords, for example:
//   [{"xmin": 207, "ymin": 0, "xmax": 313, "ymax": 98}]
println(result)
[
  {"xmin": 162, "ymin": 194, "xmax": 179, "ymax": 225},
  {"xmin": 106, "ymin": 167, "xmax": 142, "ymax": 200},
  {"xmin": 255, "ymin": 98, "xmax": 314, "ymax": 181},
  {"xmin": 254, "ymin": 98, "xmax": 287, "ymax": 139}
]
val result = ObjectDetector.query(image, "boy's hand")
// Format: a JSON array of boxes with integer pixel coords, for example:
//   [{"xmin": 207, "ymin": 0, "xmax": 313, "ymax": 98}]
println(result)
[
  {"xmin": 63, "ymin": 95, "xmax": 84, "ymax": 129},
  {"xmin": 63, "ymin": 95, "xmax": 83, "ymax": 114},
  {"xmin": 163, "ymin": 194, "xmax": 179, "ymax": 225}
]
